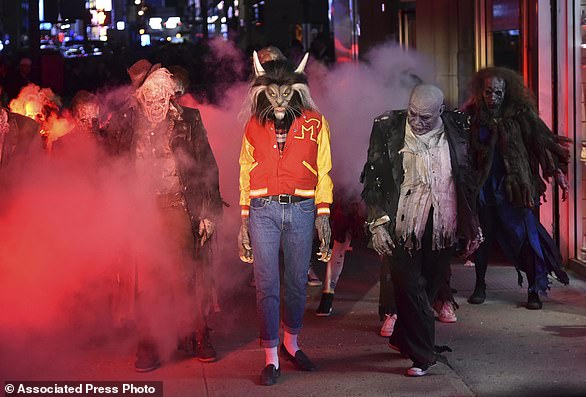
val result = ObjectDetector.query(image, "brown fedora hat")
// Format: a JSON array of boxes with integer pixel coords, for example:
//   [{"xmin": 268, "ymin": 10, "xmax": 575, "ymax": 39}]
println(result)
[{"xmin": 127, "ymin": 59, "xmax": 162, "ymax": 89}]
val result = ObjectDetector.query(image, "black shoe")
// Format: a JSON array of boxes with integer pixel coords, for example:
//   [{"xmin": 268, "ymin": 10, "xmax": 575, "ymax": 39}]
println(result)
[
  {"xmin": 197, "ymin": 329, "xmax": 217, "ymax": 362},
  {"xmin": 177, "ymin": 332, "xmax": 197, "ymax": 356},
  {"xmin": 316, "ymin": 293, "xmax": 334, "ymax": 317},
  {"xmin": 260, "ymin": 364, "xmax": 281, "ymax": 386},
  {"xmin": 526, "ymin": 291, "xmax": 543, "ymax": 310},
  {"xmin": 134, "ymin": 341, "xmax": 161, "ymax": 373},
  {"xmin": 280, "ymin": 345, "xmax": 317, "ymax": 371},
  {"xmin": 468, "ymin": 285, "xmax": 486, "ymax": 304}
]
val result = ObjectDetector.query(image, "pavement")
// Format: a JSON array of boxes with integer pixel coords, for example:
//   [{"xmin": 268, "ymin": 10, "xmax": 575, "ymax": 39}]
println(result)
[{"xmin": 3, "ymin": 246, "xmax": 586, "ymax": 397}]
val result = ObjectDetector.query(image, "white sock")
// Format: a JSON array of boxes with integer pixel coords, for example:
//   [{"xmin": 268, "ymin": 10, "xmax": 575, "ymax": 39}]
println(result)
[
  {"xmin": 283, "ymin": 332, "xmax": 299, "ymax": 355},
  {"xmin": 264, "ymin": 347, "xmax": 279, "ymax": 369}
]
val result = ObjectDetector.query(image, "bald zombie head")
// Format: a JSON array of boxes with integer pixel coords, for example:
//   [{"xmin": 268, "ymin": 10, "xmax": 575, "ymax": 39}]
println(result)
[{"xmin": 407, "ymin": 84, "xmax": 445, "ymax": 135}]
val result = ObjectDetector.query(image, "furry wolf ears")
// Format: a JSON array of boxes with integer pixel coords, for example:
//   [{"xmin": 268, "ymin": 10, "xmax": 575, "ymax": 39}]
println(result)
[{"xmin": 252, "ymin": 51, "xmax": 310, "ymax": 77}]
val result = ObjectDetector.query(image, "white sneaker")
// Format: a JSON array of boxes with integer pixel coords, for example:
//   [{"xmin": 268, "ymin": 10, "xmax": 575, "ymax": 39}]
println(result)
[
  {"xmin": 406, "ymin": 362, "xmax": 436, "ymax": 377},
  {"xmin": 380, "ymin": 313, "xmax": 397, "ymax": 337},
  {"xmin": 437, "ymin": 301, "xmax": 457, "ymax": 323}
]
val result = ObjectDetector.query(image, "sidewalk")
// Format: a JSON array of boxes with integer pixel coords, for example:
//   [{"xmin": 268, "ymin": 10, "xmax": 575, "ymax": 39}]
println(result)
[{"xmin": 3, "ymin": 247, "xmax": 586, "ymax": 397}]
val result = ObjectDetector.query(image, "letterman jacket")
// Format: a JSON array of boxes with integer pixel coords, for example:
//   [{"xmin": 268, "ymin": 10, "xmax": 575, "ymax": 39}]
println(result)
[{"xmin": 239, "ymin": 109, "xmax": 333, "ymax": 217}]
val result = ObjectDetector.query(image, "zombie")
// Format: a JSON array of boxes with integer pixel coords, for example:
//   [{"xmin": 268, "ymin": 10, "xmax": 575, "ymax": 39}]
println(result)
[
  {"xmin": 113, "ymin": 59, "xmax": 223, "ymax": 372},
  {"xmin": 0, "ymin": 105, "xmax": 42, "ymax": 173},
  {"xmin": 314, "ymin": 188, "xmax": 363, "ymax": 317},
  {"xmin": 361, "ymin": 84, "xmax": 482, "ymax": 376},
  {"xmin": 52, "ymin": 90, "xmax": 108, "ymax": 159},
  {"xmin": 70, "ymin": 90, "xmax": 101, "ymax": 135},
  {"xmin": 238, "ymin": 51, "xmax": 333, "ymax": 386},
  {"xmin": 8, "ymin": 83, "xmax": 62, "ymax": 148},
  {"xmin": 463, "ymin": 67, "xmax": 570, "ymax": 309}
]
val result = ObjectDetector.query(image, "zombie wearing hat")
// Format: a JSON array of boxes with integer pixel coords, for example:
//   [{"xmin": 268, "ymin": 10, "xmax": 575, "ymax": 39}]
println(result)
[
  {"xmin": 238, "ymin": 51, "xmax": 333, "ymax": 386},
  {"xmin": 462, "ymin": 67, "xmax": 570, "ymax": 310},
  {"xmin": 114, "ymin": 59, "xmax": 223, "ymax": 372}
]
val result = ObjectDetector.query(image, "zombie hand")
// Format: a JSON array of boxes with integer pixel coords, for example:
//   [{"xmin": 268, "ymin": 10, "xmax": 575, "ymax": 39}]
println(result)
[
  {"xmin": 238, "ymin": 217, "xmax": 254, "ymax": 263},
  {"xmin": 461, "ymin": 227, "xmax": 484, "ymax": 259},
  {"xmin": 198, "ymin": 218, "xmax": 215, "ymax": 246},
  {"xmin": 315, "ymin": 215, "xmax": 332, "ymax": 262},
  {"xmin": 371, "ymin": 224, "xmax": 394, "ymax": 256},
  {"xmin": 555, "ymin": 169, "xmax": 569, "ymax": 202}
]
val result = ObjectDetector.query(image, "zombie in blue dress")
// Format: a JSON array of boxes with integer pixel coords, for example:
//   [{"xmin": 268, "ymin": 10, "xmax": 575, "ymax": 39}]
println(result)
[{"xmin": 463, "ymin": 67, "xmax": 570, "ymax": 310}]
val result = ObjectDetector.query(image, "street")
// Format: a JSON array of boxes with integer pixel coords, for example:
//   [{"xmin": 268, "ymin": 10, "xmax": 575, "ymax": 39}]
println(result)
[{"xmin": 3, "ymin": 246, "xmax": 586, "ymax": 397}]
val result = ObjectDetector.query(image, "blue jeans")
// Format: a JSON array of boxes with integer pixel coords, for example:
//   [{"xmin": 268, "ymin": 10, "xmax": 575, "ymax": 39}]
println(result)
[{"xmin": 249, "ymin": 197, "xmax": 316, "ymax": 348}]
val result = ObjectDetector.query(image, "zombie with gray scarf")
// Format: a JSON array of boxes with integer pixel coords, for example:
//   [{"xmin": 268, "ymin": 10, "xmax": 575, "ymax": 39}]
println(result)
[{"xmin": 361, "ymin": 84, "xmax": 482, "ymax": 377}]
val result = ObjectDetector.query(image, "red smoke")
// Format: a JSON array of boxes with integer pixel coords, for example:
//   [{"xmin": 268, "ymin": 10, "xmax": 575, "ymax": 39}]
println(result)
[{"xmin": 0, "ymin": 40, "xmax": 433, "ymax": 379}]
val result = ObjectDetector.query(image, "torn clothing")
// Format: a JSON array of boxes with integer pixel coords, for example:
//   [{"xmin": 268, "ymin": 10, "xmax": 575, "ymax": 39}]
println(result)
[
  {"xmin": 395, "ymin": 121, "xmax": 457, "ymax": 250},
  {"xmin": 114, "ymin": 105, "xmax": 223, "ymax": 230},
  {"xmin": 0, "ymin": 111, "xmax": 42, "ymax": 170},
  {"xmin": 361, "ymin": 110, "xmax": 479, "ymax": 247},
  {"xmin": 467, "ymin": 105, "xmax": 570, "ymax": 207}
]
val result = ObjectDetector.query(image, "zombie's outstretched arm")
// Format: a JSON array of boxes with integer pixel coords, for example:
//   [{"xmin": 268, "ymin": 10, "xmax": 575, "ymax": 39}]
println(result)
[
  {"xmin": 521, "ymin": 109, "xmax": 571, "ymax": 201},
  {"xmin": 361, "ymin": 117, "xmax": 391, "ymax": 222},
  {"xmin": 190, "ymin": 112, "xmax": 222, "ymax": 244},
  {"xmin": 171, "ymin": 108, "xmax": 222, "ymax": 247},
  {"xmin": 360, "ymin": 114, "xmax": 397, "ymax": 254}
]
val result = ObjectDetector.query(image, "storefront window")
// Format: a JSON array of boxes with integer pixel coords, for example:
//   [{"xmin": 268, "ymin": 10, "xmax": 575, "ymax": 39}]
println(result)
[
  {"xmin": 492, "ymin": 0, "xmax": 521, "ymax": 71},
  {"xmin": 579, "ymin": 2, "xmax": 586, "ymax": 261}
]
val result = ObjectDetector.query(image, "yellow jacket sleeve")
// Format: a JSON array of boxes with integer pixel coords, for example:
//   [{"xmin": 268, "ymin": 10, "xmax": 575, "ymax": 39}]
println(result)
[
  {"xmin": 239, "ymin": 129, "xmax": 255, "ymax": 217},
  {"xmin": 315, "ymin": 115, "xmax": 334, "ymax": 215}
]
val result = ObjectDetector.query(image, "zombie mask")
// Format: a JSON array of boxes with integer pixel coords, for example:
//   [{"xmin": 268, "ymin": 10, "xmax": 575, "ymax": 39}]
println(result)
[
  {"xmin": 138, "ymin": 86, "xmax": 170, "ymax": 124},
  {"xmin": 74, "ymin": 103, "xmax": 100, "ymax": 134},
  {"xmin": 482, "ymin": 77, "xmax": 505, "ymax": 113},
  {"xmin": 136, "ymin": 69, "xmax": 176, "ymax": 124},
  {"xmin": 24, "ymin": 101, "xmax": 44, "ymax": 123},
  {"xmin": 407, "ymin": 85, "xmax": 445, "ymax": 135}
]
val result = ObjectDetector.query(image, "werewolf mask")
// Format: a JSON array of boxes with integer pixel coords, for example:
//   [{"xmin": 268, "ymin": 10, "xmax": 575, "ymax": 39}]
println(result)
[{"xmin": 249, "ymin": 52, "xmax": 318, "ymax": 129}]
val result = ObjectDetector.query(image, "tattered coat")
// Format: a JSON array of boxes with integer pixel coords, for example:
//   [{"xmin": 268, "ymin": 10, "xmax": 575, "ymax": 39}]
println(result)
[
  {"xmin": 361, "ymin": 110, "xmax": 479, "ymax": 245},
  {"xmin": 465, "ymin": 105, "xmax": 570, "ymax": 208},
  {"xmin": 112, "ymin": 104, "xmax": 223, "ymax": 240}
]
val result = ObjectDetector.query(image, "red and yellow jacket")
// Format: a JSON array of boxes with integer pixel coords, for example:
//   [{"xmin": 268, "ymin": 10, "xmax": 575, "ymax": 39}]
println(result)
[{"xmin": 239, "ymin": 110, "xmax": 333, "ymax": 217}]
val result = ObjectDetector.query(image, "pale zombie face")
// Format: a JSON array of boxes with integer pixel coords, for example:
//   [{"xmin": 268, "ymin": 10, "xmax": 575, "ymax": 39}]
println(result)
[
  {"xmin": 407, "ymin": 100, "xmax": 443, "ymax": 135},
  {"xmin": 139, "ymin": 85, "xmax": 170, "ymax": 124},
  {"xmin": 74, "ymin": 103, "xmax": 100, "ymax": 134},
  {"xmin": 24, "ymin": 101, "xmax": 44, "ymax": 123},
  {"xmin": 482, "ymin": 77, "xmax": 505, "ymax": 113}
]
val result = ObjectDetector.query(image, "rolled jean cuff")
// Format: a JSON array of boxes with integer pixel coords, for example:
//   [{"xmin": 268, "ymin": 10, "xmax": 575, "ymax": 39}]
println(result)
[
  {"xmin": 283, "ymin": 324, "xmax": 302, "ymax": 335},
  {"xmin": 260, "ymin": 337, "xmax": 279, "ymax": 348}
]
